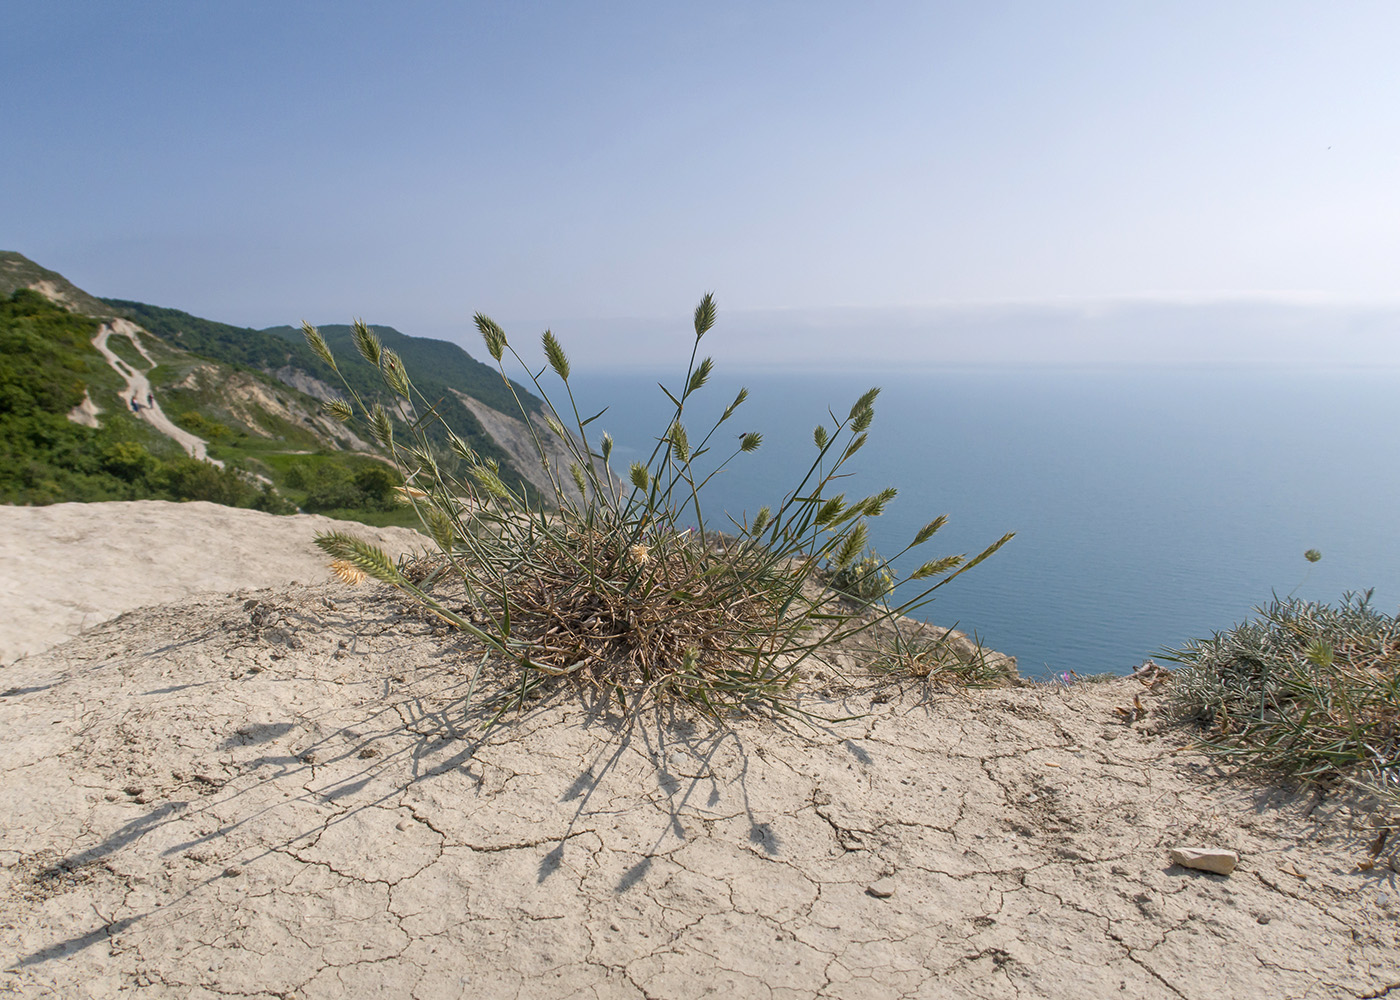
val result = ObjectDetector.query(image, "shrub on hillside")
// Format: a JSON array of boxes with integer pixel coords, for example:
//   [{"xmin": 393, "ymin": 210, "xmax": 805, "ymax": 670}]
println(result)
[
  {"xmin": 0, "ymin": 289, "xmax": 94, "ymax": 417},
  {"xmin": 0, "ymin": 289, "xmax": 296, "ymax": 513},
  {"xmin": 177, "ymin": 410, "xmax": 236, "ymax": 442},
  {"xmin": 100, "ymin": 440, "xmax": 158, "ymax": 481},
  {"xmin": 290, "ymin": 459, "xmax": 402, "ymax": 512}
]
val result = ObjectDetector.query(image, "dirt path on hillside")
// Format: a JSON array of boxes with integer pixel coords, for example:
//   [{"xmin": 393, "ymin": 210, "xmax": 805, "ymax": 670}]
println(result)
[{"xmin": 92, "ymin": 320, "xmax": 216, "ymax": 464}]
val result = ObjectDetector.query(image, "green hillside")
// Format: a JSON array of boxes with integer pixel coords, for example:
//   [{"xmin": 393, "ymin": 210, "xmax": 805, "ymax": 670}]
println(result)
[
  {"xmin": 262, "ymin": 322, "xmax": 540, "ymax": 419},
  {"xmin": 106, "ymin": 302, "xmax": 541, "ymax": 491},
  {"xmin": 0, "ymin": 289, "xmax": 286, "ymax": 509},
  {"xmin": 2, "ymin": 251, "xmax": 554, "ymax": 518},
  {"xmin": 103, "ymin": 298, "xmax": 309, "ymax": 372}
]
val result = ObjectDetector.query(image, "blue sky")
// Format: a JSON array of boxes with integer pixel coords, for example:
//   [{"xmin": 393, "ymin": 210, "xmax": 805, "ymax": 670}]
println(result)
[{"xmin": 5, "ymin": 2, "xmax": 1398, "ymax": 367}]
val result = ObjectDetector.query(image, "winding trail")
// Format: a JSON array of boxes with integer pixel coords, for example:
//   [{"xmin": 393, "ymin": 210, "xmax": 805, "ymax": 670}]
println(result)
[{"xmin": 91, "ymin": 319, "xmax": 219, "ymax": 465}]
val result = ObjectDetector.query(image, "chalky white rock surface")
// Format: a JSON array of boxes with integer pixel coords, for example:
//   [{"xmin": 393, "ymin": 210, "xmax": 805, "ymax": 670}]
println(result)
[
  {"xmin": 0, "ymin": 500, "xmax": 429, "ymax": 664},
  {"xmin": 1, "ymin": 502, "xmax": 1395, "ymax": 999}
]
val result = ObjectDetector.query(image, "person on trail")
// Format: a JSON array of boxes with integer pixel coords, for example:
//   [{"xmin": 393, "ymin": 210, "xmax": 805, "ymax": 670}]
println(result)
[
  {"xmin": 130, "ymin": 396, "xmax": 140, "ymax": 412},
  {"xmin": 146, "ymin": 392, "xmax": 153, "ymax": 408}
]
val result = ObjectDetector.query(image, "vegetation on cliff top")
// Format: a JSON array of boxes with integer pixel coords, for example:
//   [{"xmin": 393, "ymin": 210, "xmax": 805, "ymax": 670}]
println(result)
[
  {"xmin": 1168, "ymin": 588, "xmax": 1400, "ymax": 861},
  {"xmin": 313, "ymin": 294, "xmax": 1013, "ymax": 722},
  {"xmin": 0, "ymin": 250, "xmax": 114, "ymax": 318}
]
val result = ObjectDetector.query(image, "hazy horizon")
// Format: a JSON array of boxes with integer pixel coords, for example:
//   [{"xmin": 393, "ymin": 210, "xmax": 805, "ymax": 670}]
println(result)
[{"xmin": 6, "ymin": 3, "xmax": 1398, "ymax": 366}]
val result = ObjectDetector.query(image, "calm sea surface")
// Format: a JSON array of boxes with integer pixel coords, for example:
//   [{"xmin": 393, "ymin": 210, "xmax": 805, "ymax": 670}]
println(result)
[{"xmin": 570, "ymin": 366, "xmax": 1400, "ymax": 680}]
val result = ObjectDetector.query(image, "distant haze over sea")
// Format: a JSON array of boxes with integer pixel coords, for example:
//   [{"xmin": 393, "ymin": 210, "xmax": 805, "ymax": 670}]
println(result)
[
  {"xmin": 482, "ymin": 298, "xmax": 1400, "ymax": 372},
  {"xmin": 573, "ymin": 364, "xmax": 1400, "ymax": 680}
]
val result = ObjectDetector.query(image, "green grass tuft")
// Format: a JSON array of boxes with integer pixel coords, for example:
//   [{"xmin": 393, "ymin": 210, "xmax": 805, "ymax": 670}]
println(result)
[
  {"xmin": 1166, "ymin": 590, "xmax": 1400, "ymax": 858},
  {"xmin": 309, "ymin": 295, "xmax": 1012, "ymax": 724}
]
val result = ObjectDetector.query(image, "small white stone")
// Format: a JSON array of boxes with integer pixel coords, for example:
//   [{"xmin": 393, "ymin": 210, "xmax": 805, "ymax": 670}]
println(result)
[
  {"xmin": 867, "ymin": 878, "xmax": 896, "ymax": 898},
  {"xmin": 1168, "ymin": 846, "xmax": 1239, "ymax": 875}
]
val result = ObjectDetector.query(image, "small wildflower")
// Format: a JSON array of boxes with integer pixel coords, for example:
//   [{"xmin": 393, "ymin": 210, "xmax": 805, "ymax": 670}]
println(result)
[
  {"xmin": 629, "ymin": 544, "xmax": 651, "ymax": 566},
  {"xmin": 331, "ymin": 560, "xmax": 366, "ymax": 586}
]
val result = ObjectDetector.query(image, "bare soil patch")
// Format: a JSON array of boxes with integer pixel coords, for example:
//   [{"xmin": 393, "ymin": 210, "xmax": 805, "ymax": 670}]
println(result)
[{"xmin": 0, "ymin": 502, "xmax": 1395, "ymax": 998}]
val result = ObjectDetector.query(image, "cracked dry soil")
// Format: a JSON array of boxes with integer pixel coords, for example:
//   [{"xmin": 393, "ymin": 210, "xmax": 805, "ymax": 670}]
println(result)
[{"xmin": 2, "ymin": 584, "xmax": 1398, "ymax": 999}]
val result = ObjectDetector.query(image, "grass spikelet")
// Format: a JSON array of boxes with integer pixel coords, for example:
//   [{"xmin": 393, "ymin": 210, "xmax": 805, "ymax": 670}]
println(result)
[
  {"xmin": 380, "ymin": 347, "xmax": 410, "ymax": 397},
  {"xmin": 446, "ymin": 431, "xmax": 476, "ymax": 462},
  {"xmin": 687, "ymin": 357, "xmax": 713, "ymax": 397},
  {"xmin": 914, "ymin": 515, "xmax": 948, "ymax": 546},
  {"xmin": 815, "ymin": 495, "xmax": 846, "ymax": 527},
  {"xmin": 426, "ymin": 509, "xmax": 455, "ymax": 549},
  {"xmin": 834, "ymin": 523, "xmax": 868, "ymax": 570},
  {"xmin": 668, "ymin": 420, "xmax": 689, "ymax": 462},
  {"xmin": 469, "ymin": 464, "xmax": 512, "ymax": 499},
  {"xmin": 542, "ymin": 329, "xmax": 570, "ymax": 381},
  {"xmin": 910, "ymin": 554, "xmax": 962, "ymax": 581},
  {"xmin": 302, "ymin": 321, "xmax": 337, "ymax": 370},
  {"xmin": 693, "ymin": 292, "xmax": 716, "ymax": 339},
  {"xmin": 368, "ymin": 404, "xmax": 394, "ymax": 448},
  {"xmin": 475, "ymin": 312, "xmax": 507, "ymax": 361},
  {"xmin": 862, "ymin": 487, "xmax": 898, "ymax": 518},
  {"xmin": 352, "ymin": 319, "xmax": 381, "ymax": 366},
  {"xmin": 750, "ymin": 506, "xmax": 771, "ymax": 535},
  {"xmin": 848, "ymin": 386, "xmax": 881, "ymax": 421},
  {"xmin": 315, "ymin": 531, "xmax": 405, "ymax": 587},
  {"xmin": 330, "ymin": 559, "xmax": 366, "ymax": 586}
]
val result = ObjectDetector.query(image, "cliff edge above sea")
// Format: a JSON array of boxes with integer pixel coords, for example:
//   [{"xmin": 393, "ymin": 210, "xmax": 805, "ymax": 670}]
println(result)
[{"xmin": 0, "ymin": 501, "xmax": 1395, "ymax": 999}]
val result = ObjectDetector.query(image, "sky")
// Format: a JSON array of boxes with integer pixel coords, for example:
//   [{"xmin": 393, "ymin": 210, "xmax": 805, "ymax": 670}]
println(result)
[{"xmin": 5, "ymin": 2, "xmax": 1399, "ymax": 368}]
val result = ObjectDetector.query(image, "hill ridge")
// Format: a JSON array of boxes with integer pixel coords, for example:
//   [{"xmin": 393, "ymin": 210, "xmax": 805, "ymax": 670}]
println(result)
[
  {"xmin": 0, "ymin": 251, "xmax": 114, "ymax": 318},
  {"xmin": 1, "ymin": 251, "xmax": 563, "ymax": 514}
]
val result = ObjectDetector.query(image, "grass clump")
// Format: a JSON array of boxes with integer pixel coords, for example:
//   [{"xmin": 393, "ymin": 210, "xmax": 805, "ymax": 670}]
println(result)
[
  {"xmin": 828, "ymin": 550, "xmax": 895, "ymax": 603},
  {"xmin": 865, "ymin": 620, "xmax": 1014, "ymax": 688},
  {"xmin": 306, "ymin": 294, "xmax": 1011, "ymax": 722},
  {"xmin": 1165, "ymin": 590, "xmax": 1400, "ymax": 856}
]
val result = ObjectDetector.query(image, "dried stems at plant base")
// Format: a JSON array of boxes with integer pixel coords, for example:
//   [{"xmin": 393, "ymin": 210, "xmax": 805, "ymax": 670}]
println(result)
[
  {"xmin": 860, "ymin": 616, "xmax": 1015, "ymax": 689},
  {"xmin": 1165, "ymin": 590, "xmax": 1400, "ymax": 861},
  {"xmin": 302, "ymin": 295, "xmax": 1013, "ymax": 725}
]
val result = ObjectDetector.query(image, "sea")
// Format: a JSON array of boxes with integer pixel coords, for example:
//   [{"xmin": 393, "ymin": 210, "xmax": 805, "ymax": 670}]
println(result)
[{"xmin": 570, "ymin": 365, "xmax": 1400, "ymax": 681}]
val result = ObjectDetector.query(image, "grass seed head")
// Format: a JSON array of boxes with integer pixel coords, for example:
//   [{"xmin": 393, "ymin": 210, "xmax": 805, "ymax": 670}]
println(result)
[{"xmin": 330, "ymin": 560, "xmax": 366, "ymax": 586}]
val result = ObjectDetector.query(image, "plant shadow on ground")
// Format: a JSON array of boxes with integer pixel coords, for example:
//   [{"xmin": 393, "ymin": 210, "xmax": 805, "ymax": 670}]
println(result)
[
  {"xmin": 10, "ymin": 583, "xmax": 902, "ymax": 970},
  {"xmin": 13, "ymin": 583, "xmax": 1400, "ymax": 977}
]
